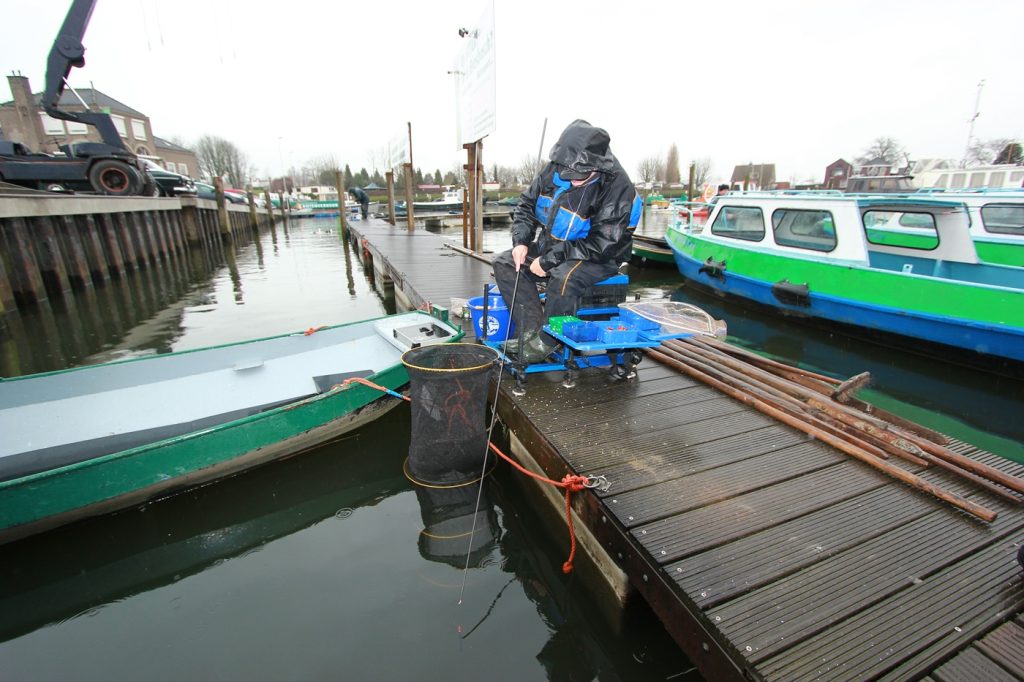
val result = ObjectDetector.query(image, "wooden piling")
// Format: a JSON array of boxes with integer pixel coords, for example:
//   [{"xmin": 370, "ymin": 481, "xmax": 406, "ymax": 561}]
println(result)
[
  {"xmin": 335, "ymin": 170, "xmax": 348, "ymax": 240},
  {"xmin": 95, "ymin": 214, "xmax": 126, "ymax": 278},
  {"xmin": 386, "ymin": 171, "xmax": 396, "ymax": 226},
  {"xmin": 78, "ymin": 215, "xmax": 111, "ymax": 283},
  {"xmin": 246, "ymin": 187, "xmax": 259, "ymax": 233},
  {"xmin": 55, "ymin": 215, "xmax": 92, "ymax": 289},
  {"xmin": 403, "ymin": 162, "xmax": 415, "ymax": 233},
  {"xmin": 214, "ymin": 178, "xmax": 232, "ymax": 239},
  {"xmin": 30, "ymin": 217, "xmax": 72, "ymax": 297}
]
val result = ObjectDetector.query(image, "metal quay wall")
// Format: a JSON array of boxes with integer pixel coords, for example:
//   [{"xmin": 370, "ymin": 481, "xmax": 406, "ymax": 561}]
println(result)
[{"xmin": 0, "ymin": 194, "xmax": 279, "ymax": 313}]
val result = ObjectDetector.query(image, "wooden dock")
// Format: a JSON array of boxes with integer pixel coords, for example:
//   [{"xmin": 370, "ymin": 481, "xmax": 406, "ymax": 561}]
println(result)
[{"xmin": 348, "ymin": 218, "xmax": 1024, "ymax": 682}]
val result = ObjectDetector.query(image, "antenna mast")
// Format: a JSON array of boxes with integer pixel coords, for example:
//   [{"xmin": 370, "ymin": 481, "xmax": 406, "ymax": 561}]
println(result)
[{"xmin": 962, "ymin": 79, "xmax": 985, "ymax": 168}]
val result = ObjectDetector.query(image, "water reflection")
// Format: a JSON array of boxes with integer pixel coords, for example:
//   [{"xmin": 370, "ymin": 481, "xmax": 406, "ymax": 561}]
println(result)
[
  {"xmin": 0, "ymin": 406, "xmax": 693, "ymax": 681},
  {"xmin": 0, "ymin": 219, "xmax": 388, "ymax": 376}
]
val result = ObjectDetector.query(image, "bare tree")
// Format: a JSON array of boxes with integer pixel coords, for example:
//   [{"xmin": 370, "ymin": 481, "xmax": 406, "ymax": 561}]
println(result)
[
  {"xmin": 637, "ymin": 155, "xmax": 663, "ymax": 184},
  {"xmin": 517, "ymin": 154, "xmax": 544, "ymax": 186},
  {"xmin": 303, "ymin": 153, "xmax": 341, "ymax": 186},
  {"xmin": 494, "ymin": 164, "xmax": 519, "ymax": 188},
  {"xmin": 685, "ymin": 157, "xmax": 712, "ymax": 189},
  {"xmin": 195, "ymin": 135, "xmax": 252, "ymax": 188},
  {"xmin": 664, "ymin": 144, "xmax": 681, "ymax": 185},
  {"xmin": 966, "ymin": 138, "xmax": 1021, "ymax": 166},
  {"xmin": 857, "ymin": 137, "xmax": 908, "ymax": 166}
]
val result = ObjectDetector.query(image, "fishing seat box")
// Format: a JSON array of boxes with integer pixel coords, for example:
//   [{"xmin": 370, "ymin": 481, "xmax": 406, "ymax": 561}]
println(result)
[{"xmin": 578, "ymin": 273, "xmax": 629, "ymax": 309}]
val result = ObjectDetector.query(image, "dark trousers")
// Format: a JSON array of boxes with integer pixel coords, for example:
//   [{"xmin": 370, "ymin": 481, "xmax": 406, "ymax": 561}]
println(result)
[
  {"xmin": 493, "ymin": 246, "xmax": 619, "ymax": 340},
  {"xmin": 360, "ymin": 201, "xmax": 369, "ymax": 220}
]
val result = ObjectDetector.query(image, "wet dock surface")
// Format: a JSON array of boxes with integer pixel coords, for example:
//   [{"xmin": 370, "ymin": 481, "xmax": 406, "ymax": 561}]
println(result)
[{"xmin": 349, "ymin": 218, "xmax": 1024, "ymax": 681}]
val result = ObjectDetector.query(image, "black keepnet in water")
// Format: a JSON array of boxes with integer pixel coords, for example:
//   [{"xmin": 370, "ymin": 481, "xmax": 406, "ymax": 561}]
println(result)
[{"xmin": 401, "ymin": 344, "xmax": 499, "ymax": 485}]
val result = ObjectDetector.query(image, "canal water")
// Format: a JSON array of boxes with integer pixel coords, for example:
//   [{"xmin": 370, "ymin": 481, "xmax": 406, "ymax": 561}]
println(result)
[{"xmin": 1, "ymin": 210, "xmax": 1021, "ymax": 680}]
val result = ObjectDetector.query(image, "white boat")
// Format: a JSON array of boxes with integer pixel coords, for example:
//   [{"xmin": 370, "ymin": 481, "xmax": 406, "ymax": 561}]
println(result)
[{"xmin": 0, "ymin": 311, "xmax": 462, "ymax": 544}]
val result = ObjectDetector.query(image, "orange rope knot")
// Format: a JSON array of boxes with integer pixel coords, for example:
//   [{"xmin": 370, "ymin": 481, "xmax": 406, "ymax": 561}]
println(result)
[
  {"xmin": 304, "ymin": 325, "xmax": 329, "ymax": 336},
  {"xmin": 486, "ymin": 441, "xmax": 604, "ymax": 574}
]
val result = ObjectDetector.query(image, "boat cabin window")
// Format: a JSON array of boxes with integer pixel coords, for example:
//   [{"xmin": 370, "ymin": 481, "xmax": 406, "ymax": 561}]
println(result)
[
  {"xmin": 863, "ymin": 210, "xmax": 939, "ymax": 250},
  {"xmin": 989, "ymin": 172, "xmax": 1005, "ymax": 187},
  {"xmin": 1011, "ymin": 172, "xmax": 1024, "ymax": 185},
  {"xmin": 771, "ymin": 209, "xmax": 837, "ymax": 252},
  {"xmin": 969, "ymin": 172, "xmax": 987, "ymax": 188},
  {"xmin": 950, "ymin": 173, "xmax": 966, "ymax": 189},
  {"xmin": 710, "ymin": 206, "xmax": 765, "ymax": 242},
  {"xmin": 980, "ymin": 204, "xmax": 1024, "ymax": 236}
]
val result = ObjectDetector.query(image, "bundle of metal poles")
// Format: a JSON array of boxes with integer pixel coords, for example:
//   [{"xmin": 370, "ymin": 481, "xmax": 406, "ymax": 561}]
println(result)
[{"xmin": 647, "ymin": 336, "xmax": 1024, "ymax": 523}]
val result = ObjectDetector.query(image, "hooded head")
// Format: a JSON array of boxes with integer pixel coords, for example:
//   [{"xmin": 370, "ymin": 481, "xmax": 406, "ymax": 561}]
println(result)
[{"xmin": 548, "ymin": 119, "xmax": 615, "ymax": 179}]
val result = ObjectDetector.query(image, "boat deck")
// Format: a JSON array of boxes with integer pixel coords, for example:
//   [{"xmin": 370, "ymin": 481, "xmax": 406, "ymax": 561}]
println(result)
[{"xmin": 347, "ymin": 218, "xmax": 1024, "ymax": 682}]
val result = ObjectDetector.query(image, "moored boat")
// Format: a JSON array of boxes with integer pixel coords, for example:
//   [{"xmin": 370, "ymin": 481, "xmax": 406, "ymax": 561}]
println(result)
[
  {"xmin": 665, "ymin": 192, "xmax": 1024, "ymax": 372},
  {"xmin": 396, "ymin": 188, "xmax": 465, "ymax": 215},
  {"xmin": 917, "ymin": 189, "xmax": 1023, "ymax": 267},
  {"xmin": 0, "ymin": 311, "xmax": 462, "ymax": 544}
]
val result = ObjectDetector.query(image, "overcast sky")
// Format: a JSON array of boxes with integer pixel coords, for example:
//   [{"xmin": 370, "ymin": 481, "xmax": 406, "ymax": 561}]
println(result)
[{"xmin": 3, "ymin": 0, "xmax": 1022, "ymax": 185}]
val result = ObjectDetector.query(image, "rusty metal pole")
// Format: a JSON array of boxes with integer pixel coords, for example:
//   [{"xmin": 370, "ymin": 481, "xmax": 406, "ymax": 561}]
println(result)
[
  {"xmin": 464, "ymin": 142, "xmax": 477, "ymax": 251},
  {"xmin": 462, "ymin": 187, "xmax": 469, "ymax": 249},
  {"xmin": 406, "ymin": 122, "xmax": 415, "ymax": 233},
  {"xmin": 474, "ymin": 140, "xmax": 484, "ymax": 252},
  {"xmin": 385, "ymin": 170, "xmax": 396, "ymax": 226}
]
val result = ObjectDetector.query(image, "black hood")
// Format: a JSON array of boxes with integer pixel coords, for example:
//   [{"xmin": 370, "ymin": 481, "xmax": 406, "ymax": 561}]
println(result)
[{"xmin": 548, "ymin": 120, "xmax": 616, "ymax": 175}]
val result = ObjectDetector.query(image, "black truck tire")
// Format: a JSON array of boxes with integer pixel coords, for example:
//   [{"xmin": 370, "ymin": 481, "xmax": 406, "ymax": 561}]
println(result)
[{"xmin": 89, "ymin": 159, "xmax": 143, "ymax": 196}]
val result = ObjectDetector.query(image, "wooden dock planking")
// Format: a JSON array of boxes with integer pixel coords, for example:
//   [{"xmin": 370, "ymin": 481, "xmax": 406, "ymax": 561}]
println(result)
[
  {"xmin": 350, "ymin": 222, "xmax": 1024, "ymax": 681},
  {"xmin": 349, "ymin": 221, "xmax": 493, "ymax": 311}
]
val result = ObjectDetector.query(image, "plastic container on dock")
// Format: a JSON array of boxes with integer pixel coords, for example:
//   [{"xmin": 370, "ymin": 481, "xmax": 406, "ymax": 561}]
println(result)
[
  {"xmin": 599, "ymin": 324, "xmax": 639, "ymax": 345},
  {"xmin": 562, "ymin": 320, "xmax": 601, "ymax": 343},
  {"xmin": 617, "ymin": 308, "xmax": 661, "ymax": 332},
  {"xmin": 467, "ymin": 295, "xmax": 516, "ymax": 342}
]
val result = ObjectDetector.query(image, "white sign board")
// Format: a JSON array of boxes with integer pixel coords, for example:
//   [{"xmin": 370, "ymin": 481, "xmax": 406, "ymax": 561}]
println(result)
[
  {"xmin": 387, "ymin": 133, "xmax": 408, "ymax": 171},
  {"xmin": 453, "ymin": 0, "xmax": 496, "ymax": 146}
]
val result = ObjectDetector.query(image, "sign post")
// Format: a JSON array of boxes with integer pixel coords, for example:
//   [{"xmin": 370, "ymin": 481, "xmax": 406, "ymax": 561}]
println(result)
[{"xmin": 453, "ymin": 0, "xmax": 496, "ymax": 253}]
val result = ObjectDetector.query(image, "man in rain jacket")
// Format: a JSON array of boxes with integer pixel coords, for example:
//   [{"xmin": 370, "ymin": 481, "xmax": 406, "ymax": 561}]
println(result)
[
  {"xmin": 493, "ymin": 119, "xmax": 642, "ymax": 363},
  {"xmin": 348, "ymin": 186, "xmax": 370, "ymax": 220}
]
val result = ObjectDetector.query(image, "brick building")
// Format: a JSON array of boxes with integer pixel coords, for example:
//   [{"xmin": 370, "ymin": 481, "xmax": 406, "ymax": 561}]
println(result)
[
  {"xmin": 823, "ymin": 158, "xmax": 853, "ymax": 190},
  {"xmin": 0, "ymin": 74, "xmax": 199, "ymax": 177}
]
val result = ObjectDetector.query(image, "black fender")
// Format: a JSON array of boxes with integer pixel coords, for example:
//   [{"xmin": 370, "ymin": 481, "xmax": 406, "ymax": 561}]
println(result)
[
  {"xmin": 772, "ymin": 279, "xmax": 811, "ymax": 307},
  {"xmin": 698, "ymin": 257, "xmax": 727, "ymax": 280}
]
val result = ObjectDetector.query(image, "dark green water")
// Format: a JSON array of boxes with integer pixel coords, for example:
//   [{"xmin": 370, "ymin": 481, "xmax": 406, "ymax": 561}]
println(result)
[{"xmin": 1, "ymin": 212, "xmax": 1021, "ymax": 680}]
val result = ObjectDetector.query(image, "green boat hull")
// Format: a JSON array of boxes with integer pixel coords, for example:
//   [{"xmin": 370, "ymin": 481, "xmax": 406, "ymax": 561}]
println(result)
[
  {"xmin": 0, "ymin": 315, "xmax": 462, "ymax": 544},
  {"xmin": 667, "ymin": 230, "xmax": 1024, "ymax": 365}
]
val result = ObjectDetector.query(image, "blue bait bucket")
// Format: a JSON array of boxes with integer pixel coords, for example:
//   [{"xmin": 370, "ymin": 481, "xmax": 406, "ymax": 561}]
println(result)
[{"xmin": 467, "ymin": 295, "xmax": 515, "ymax": 342}]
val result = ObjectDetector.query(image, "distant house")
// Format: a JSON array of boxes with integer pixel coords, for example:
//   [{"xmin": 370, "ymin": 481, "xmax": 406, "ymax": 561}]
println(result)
[
  {"xmin": 731, "ymin": 163, "xmax": 776, "ymax": 190},
  {"xmin": 0, "ymin": 74, "xmax": 200, "ymax": 177},
  {"xmin": 823, "ymin": 158, "xmax": 854, "ymax": 190}
]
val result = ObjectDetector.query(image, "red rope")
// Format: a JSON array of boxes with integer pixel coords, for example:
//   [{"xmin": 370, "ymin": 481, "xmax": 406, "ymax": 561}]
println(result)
[
  {"xmin": 488, "ymin": 441, "xmax": 589, "ymax": 573},
  {"xmin": 303, "ymin": 325, "xmax": 329, "ymax": 336}
]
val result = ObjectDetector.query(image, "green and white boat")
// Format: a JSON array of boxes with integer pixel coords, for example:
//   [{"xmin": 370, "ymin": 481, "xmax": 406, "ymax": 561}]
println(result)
[
  {"xmin": 0, "ymin": 311, "xmax": 461, "ymax": 545},
  {"xmin": 666, "ymin": 192, "xmax": 1024, "ymax": 371},
  {"xmin": 861, "ymin": 189, "xmax": 1024, "ymax": 267}
]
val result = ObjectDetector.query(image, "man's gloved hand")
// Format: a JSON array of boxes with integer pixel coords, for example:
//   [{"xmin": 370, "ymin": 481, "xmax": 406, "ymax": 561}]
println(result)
[{"xmin": 511, "ymin": 244, "xmax": 528, "ymax": 271}]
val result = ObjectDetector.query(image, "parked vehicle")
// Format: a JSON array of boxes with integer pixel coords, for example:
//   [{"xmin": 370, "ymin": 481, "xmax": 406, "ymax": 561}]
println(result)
[
  {"xmin": 0, "ymin": 0, "xmax": 152, "ymax": 196},
  {"xmin": 194, "ymin": 182, "xmax": 247, "ymax": 204},
  {"xmin": 0, "ymin": 311, "xmax": 461, "ymax": 545},
  {"xmin": 666, "ymin": 192, "xmax": 1024, "ymax": 372},
  {"xmin": 140, "ymin": 159, "xmax": 195, "ymax": 197}
]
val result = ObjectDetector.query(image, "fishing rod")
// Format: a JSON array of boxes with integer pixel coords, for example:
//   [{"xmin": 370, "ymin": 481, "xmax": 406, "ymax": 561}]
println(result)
[{"xmin": 457, "ymin": 268, "xmax": 522, "ymax": 605}]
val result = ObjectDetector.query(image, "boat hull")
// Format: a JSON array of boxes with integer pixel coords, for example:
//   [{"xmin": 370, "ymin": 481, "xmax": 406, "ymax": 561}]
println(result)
[
  {"xmin": 668, "ymin": 230, "xmax": 1024, "ymax": 366},
  {"xmin": 0, "ymin": 313, "xmax": 460, "ymax": 544}
]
